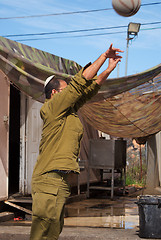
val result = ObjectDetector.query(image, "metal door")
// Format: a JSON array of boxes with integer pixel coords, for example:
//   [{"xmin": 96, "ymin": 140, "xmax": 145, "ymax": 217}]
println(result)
[{"xmin": 0, "ymin": 71, "xmax": 10, "ymax": 200}]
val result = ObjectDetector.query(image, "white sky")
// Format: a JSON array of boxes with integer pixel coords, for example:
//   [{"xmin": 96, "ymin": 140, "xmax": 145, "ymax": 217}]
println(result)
[{"xmin": 0, "ymin": 0, "xmax": 161, "ymax": 78}]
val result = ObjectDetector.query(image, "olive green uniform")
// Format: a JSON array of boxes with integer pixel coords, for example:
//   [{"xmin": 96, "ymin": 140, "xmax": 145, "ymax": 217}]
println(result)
[{"xmin": 30, "ymin": 64, "xmax": 100, "ymax": 240}]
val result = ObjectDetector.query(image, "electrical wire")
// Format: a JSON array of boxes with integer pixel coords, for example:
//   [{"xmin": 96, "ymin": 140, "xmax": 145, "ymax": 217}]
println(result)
[
  {"xmin": 13, "ymin": 26, "xmax": 161, "ymax": 42},
  {"xmin": 1, "ymin": 1, "xmax": 161, "ymax": 42},
  {"xmin": 0, "ymin": 8, "xmax": 112, "ymax": 20},
  {"xmin": 0, "ymin": 2, "xmax": 161, "ymax": 20},
  {"xmin": 14, "ymin": 31, "xmax": 126, "ymax": 42},
  {"xmin": 3, "ymin": 21, "xmax": 161, "ymax": 39},
  {"xmin": 2, "ymin": 25, "xmax": 127, "ymax": 37}
]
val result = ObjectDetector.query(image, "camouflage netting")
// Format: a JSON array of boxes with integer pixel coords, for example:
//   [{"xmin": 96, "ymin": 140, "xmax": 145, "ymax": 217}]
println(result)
[
  {"xmin": 80, "ymin": 67, "xmax": 161, "ymax": 139},
  {"xmin": 0, "ymin": 36, "xmax": 161, "ymax": 139},
  {"xmin": 0, "ymin": 36, "xmax": 82, "ymax": 102}
]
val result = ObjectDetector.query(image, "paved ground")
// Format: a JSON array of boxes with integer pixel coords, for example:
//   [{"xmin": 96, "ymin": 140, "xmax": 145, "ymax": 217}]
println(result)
[
  {"xmin": 0, "ymin": 225, "xmax": 157, "ymax": 240},
  {"xmin": 0, "ymin": 191, "xmax": 158, "ymax": 240}
]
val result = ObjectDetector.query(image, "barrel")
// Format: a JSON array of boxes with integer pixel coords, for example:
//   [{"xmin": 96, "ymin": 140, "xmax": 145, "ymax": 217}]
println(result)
[{"xmin": 137, "ymin": 195, "xmax": 161, "ymax": 238}]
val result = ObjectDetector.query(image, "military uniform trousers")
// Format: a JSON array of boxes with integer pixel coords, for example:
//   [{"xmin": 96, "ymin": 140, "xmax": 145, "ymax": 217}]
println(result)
[{"xmin": 30, "ymin": 171, "xmax": 71, "ymax": 240}]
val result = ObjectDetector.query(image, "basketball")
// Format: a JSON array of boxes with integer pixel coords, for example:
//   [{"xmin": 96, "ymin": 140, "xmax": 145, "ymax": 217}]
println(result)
[{"xmin": 112, "ymin": 0, "xmax": 141, "ymax": 17}]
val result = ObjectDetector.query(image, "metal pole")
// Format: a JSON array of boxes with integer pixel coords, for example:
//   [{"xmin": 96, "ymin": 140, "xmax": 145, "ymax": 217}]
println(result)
[
  {"xmin": 139, "ymin": 144, "xmax": 143, "ymax": 181},
  {"xmin": 125, "ymin": 37, "xmax": 129, "ymax": 76},
  {"xmin": 111, "ymin": 168, "xmax": 114, "ymax": 200},
  {"xmin": 117, "ymin": 63, "xmax": 120, "ymax": 78}
]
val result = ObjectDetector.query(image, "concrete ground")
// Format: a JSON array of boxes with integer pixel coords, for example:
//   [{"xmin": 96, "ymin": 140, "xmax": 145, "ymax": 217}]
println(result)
[
  {"xmin": 0, "ymin": 190, "xmax": 158, "ymax": 240},
  {"xmin": 0, "ymin": 225, "xmax": 157, "ymax": 240}
]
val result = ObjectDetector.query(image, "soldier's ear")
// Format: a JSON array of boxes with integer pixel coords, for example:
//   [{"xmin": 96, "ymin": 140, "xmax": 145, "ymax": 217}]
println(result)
[{"xmin": 51, "ymin": 89, "xmax": 57, "ymax": 98}]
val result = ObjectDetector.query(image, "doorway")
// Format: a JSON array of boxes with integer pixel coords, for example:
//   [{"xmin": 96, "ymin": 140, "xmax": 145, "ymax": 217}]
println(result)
[{"xmin": 9, "ymin": 85, "xmax": 20, "ymax": 195}]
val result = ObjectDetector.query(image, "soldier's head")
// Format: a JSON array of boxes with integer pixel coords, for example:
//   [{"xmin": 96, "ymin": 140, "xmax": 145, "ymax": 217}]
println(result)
[{"xmin": 44, "ymin": 75, "xmax": 67, "ymax": 99}]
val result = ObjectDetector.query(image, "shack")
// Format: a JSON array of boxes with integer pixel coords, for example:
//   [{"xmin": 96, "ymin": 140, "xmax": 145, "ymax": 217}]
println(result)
[{"xmin": 0, "ymin": 36, "xmax": 100, "ymax": 201}]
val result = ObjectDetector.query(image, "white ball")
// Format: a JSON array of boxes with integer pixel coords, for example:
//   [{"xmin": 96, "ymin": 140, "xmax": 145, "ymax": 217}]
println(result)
[{"xmin": 112, "ymin": 0, "xmax": 141, "ymax": 17}]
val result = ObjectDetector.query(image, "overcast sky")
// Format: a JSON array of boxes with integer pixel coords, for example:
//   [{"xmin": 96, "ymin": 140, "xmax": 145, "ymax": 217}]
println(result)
[{"xmin": 0, "ymin": 0, "xmax": 161, "ymax": 78}]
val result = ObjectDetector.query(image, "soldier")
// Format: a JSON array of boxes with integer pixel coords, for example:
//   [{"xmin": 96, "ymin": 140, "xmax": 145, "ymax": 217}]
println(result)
[{"xmin": 30, "ymin": 44, "xmax": 123, "ymax": 240}]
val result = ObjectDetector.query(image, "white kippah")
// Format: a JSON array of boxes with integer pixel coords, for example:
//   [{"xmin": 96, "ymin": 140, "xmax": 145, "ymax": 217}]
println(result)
[{"xmin": 44, "ymin": 75, "xmax": 55, "ymax": 87}]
